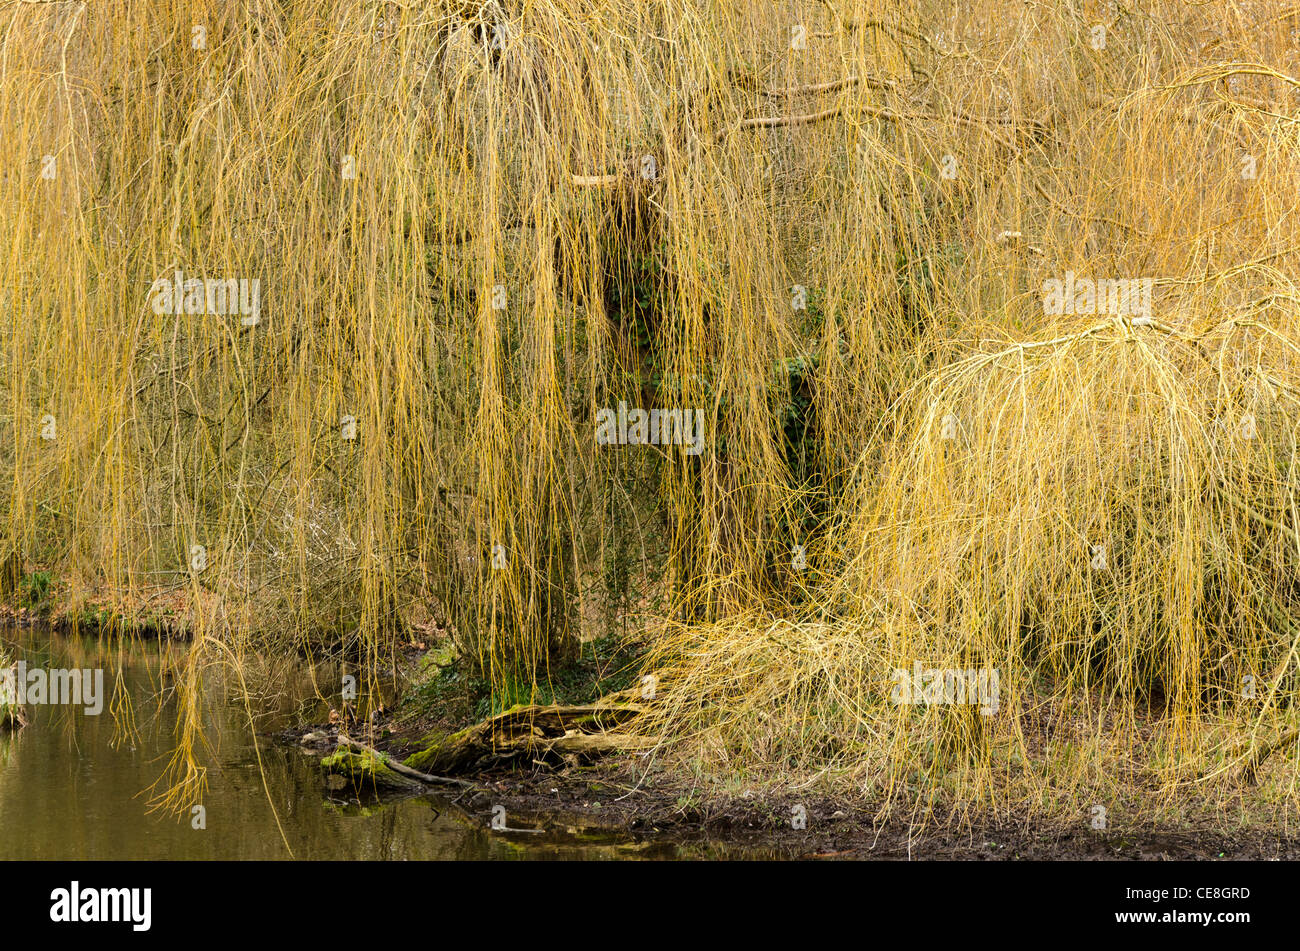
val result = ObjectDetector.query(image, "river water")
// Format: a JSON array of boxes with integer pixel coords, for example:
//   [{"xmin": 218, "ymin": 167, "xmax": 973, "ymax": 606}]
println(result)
[{"xmin": 0, "ymin": 625, "xmax": 753, "ymax": 860}]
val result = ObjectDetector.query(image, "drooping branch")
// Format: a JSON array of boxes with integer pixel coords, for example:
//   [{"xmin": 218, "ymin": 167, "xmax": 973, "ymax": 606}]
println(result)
[
  {"xmin": 763, "ymin": 75, "xmax": 897, "ymax": 97},
  {"xmin": 570, "ymin": 172, "xmax": 622, "ymax": 187},
  {"xmin": 720, "ymin": 103, "xmax": 846, "ymax": 140}
]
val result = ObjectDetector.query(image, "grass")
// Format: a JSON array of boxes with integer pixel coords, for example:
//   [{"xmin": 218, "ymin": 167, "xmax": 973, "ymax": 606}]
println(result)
[{"xmin": 2, "ymin": 0, "xmax": 1300, "ymax": 827}]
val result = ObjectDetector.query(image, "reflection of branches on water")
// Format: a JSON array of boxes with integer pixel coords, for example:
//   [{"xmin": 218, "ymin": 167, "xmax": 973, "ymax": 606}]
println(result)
[
  {"xmin": 145, "ymin": 635, "xmax": 297, "ymax": 858},
  {"xmin": 143, "ymin": 639, "xmax": 210, "ymax": 822},
  {"xmin": 107, "ymin": 662, "xmax": 140, "ymax": 752}
]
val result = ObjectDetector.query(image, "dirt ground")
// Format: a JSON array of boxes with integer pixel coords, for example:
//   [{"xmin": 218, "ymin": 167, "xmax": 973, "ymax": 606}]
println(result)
[
  {"xmin": 280, "ymin": 721, "xmax": 1300, "ymax": 860},
  {"xmin": 457, "ymin": 770, "xmax": 1300, "ymax": 860}
]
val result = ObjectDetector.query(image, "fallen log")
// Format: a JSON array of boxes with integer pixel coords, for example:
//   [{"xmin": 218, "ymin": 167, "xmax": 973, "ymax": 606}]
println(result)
[
  {"xmin": 544, "ymin": 731, "xmax": 657, "ymax": 754},
  {"xmin": 402, "ymin": 700, "xmax": 657, "ymax": 775},
  {"xmin": 320, "ymin": 700, "xmax": 657, "ymax": 785},
  {"xmin": 320, "ymin": 746, "xmax": 424, "ymax": 790},
  {"xmin": 333, "ymin": 734, "xmax": 476, "ymax": 789}
]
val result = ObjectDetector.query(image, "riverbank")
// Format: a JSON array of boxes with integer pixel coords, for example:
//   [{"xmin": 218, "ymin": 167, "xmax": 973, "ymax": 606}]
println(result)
[
  {"xmin": 280, "ymin": 638, "xmax": 1300, "ymax": 861},
  {"xmin": 281, "ymin": 712, "xmax": 1300, "ymax": 860},
  {"xmin": 7, "ymin": 578, "xmax": 1300, "ymax": 861}
]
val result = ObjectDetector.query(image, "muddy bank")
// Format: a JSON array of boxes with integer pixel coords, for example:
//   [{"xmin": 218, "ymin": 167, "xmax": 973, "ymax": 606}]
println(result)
[
  {"xmin": 283, "ymin": 645, "xmax": 1300, "ymax": 861},
  {"xmin": 470, "ymin": 770, "xmax": 1300, "ymax": 860},
  {"xmin": 279, "ymin": 720, "xmax": 1300, "ymax": 860}
]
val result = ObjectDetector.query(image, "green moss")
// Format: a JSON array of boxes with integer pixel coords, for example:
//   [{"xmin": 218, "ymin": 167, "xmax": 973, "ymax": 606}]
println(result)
[
  {"xmin": 320, "ymin": 748, "xmax": 418, "ymax": 789},
  {"xmin": 402, "ymin": 727, "xmax": 476, "ymax": 775}
]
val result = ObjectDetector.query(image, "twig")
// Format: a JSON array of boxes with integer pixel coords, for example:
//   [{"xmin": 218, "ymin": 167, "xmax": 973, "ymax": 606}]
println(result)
[
  {"xmin": 763, "ymin": 75, "xmax": 897, "ymax": 97},
  {"xmin": 571, "ymin": 173, "xmax": 622, "ymax": 187},
  {"xmin": 721, "ymin": 103, "xmax": 845, "ymax": 140}
]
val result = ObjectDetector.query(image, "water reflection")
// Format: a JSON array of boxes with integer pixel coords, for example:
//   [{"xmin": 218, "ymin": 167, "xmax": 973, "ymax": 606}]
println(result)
[{"xmin": 0, "ymin": 626, "xmax": 769, "ymax": 860}]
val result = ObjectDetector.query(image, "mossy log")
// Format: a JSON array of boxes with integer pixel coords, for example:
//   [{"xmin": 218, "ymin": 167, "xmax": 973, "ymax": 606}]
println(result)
[
  {"xmin": 403, "ymin": 701, "xmax": 656, "ymax": 775},
  {"xmin": 320, "ymin": 747, "xmax": 426, "ymax": 790},
  {"xmin": 335, "ymin": 734, "xmax": 474, "ymax": 788}
]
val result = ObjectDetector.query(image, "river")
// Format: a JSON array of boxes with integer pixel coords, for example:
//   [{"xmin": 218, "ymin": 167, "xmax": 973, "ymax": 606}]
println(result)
[{"xmin": 0, "ymin": 624, "xmax": 759, "ymax": 860}]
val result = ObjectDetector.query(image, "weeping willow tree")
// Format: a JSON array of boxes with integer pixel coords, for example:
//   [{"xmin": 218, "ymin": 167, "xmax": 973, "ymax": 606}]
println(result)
[{"xmin": 2, "ymin": 0, "xmax": 1300, "ymax": 821}]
